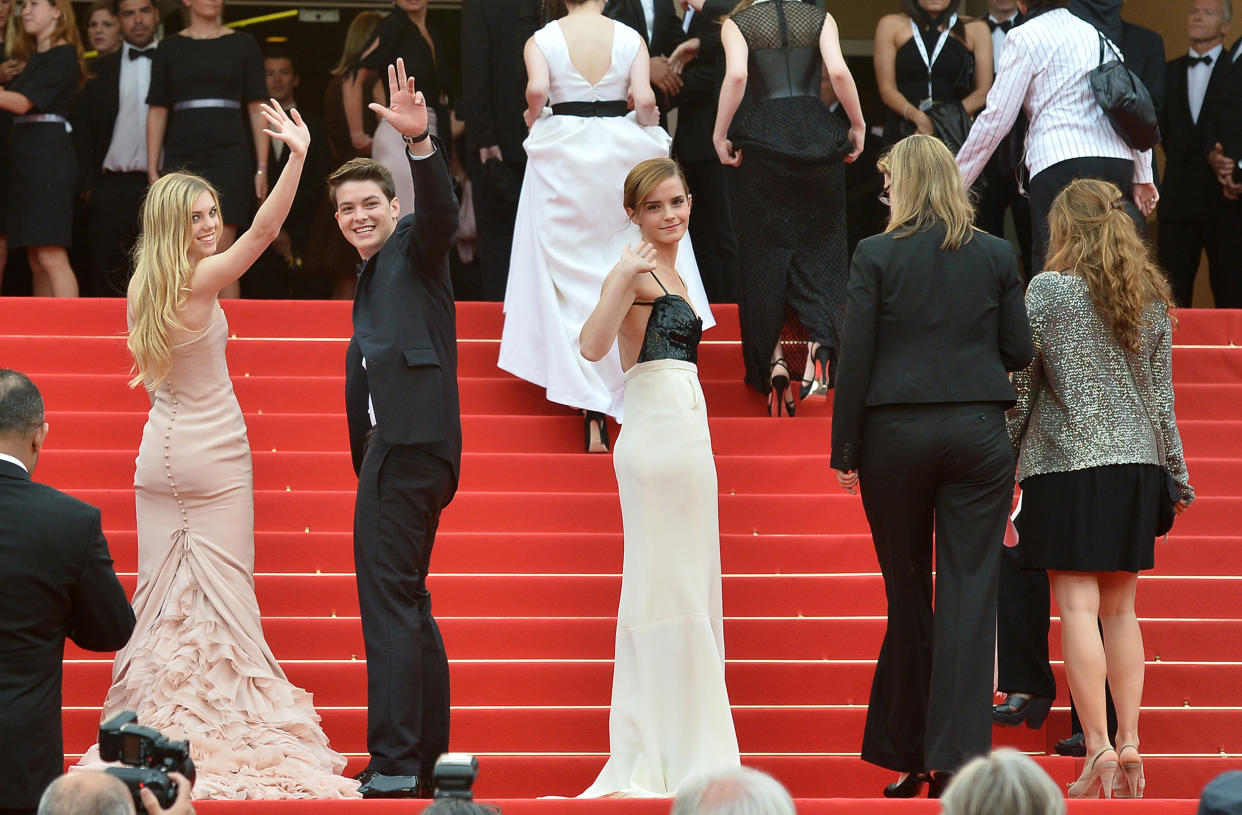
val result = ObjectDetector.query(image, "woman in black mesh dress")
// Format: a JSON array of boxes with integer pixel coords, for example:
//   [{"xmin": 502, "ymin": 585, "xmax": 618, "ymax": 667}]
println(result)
[{"xmin": 713, "ymin": 0, "xmax": 864, "ymax": 416}]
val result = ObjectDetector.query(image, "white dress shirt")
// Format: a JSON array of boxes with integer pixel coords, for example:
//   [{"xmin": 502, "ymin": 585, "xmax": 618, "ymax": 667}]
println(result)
[
  {"xmin": 988, "ymin": 13, "xmax": 1018, "ymax": 73},
  {"xmin": 0, "ymin": 452, "xmax": 28, "ymax": 473},
  {"xmin": 957, "ymin": 9, "xmax": 1153, "ymax": 189},
  {"xmin": 102, "ymin": 41, "xmax": 158, "ymax": 174},
  {"xmin": 1187, "ymin": 43, "xmax": 1223, "ymax": 124},
  {"xmin": 640, "ymin": 0, "xmax": 655, "ymax": 43}
]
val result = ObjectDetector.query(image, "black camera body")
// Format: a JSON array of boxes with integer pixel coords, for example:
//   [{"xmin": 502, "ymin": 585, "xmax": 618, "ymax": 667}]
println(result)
[
  {"xmin": 433, "ymin": 753, "xmax": 479, "ymax": 800},
  {"xmin": 98, "ymin": 711, "xmax": 196, "ymax": 809}
]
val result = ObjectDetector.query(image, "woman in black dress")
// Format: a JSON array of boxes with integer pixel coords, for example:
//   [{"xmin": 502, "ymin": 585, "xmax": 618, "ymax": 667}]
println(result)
[
  {"xmin": 146, "ymin": 0, "xmax": 268, "ymax": 300},
  {"xmin": 0, "ymin": 0, "xmax": 84, "ymax": 297},
  {"xmin": 713, "ymin": 0, "xmax": 865, "ymax": 416},
  {"xmin": 0, "ymin": 0, "xmax": 20, "ymax": 293},
  {"xmin": 874, "ymin": 0, "xmax": 992, "ymax": 151}
]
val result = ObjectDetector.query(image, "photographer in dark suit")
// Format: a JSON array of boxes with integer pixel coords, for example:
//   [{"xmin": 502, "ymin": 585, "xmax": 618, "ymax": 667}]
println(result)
[
  {"xmin": 331, "ymin": 60, "xmax": 459, "ymax": 800},
  {"xmin": 70, "ymin": 0, "xmax": 159, "ymax": 296},
  {"xmin": 0, "ymin": 370, "xmax": 135, "ymax": 815}
]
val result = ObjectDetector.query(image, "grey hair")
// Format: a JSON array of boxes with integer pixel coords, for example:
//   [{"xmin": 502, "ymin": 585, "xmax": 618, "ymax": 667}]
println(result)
[
  {"xmin": 671, "ymin": 767, "xmax": 796, "ymax": 815},
  {"xmin": 38, "ymin": 773, "xmax": 135, "ymax": 815},
  {"xmin": 0, "ymin": 369, "xmax": 44, "ymax": 436},
  {"xmin": 940, "ymin": 749, "xmax": 1066, "ymax": 815}
]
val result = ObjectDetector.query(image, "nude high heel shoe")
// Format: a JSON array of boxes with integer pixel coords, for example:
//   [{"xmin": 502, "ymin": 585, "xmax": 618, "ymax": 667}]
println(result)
[
  {"xmin": 1113, "ymin": 744, "xmax": 1145, "ymax": 799},
  {"xmin": 1067, "ymin": 745, "xmax": 1119, "ymax": 799}
]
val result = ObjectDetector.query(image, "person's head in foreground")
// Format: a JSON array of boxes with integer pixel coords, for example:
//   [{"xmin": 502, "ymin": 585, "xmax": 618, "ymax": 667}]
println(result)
[
  {"xmin": 0, "ymin": 369, "xmax": 48, "ymax": 473},
  {"xmin": 328, "ymin": 157, "xmax": 401, "ymax": 261},
  {"xmin": 623, "ymin": 157, "xmax": 691, "ymax": 247},
  {"xmin": 670, "ymin": 767, "xmax": 796, "ymax": 815},
  {"xmin": 38, "ymin": 772, "xmax": 132, "ymax": 815},
  {"xmin": 422, "ymin": 800, "xmax": 502, "ymax": 815},
  {"xmin": 878, "ymin": 134, "xmax": 975, "ymax": 250},
  {"xmin": 939, "ymin": 749, "xmax": 1065, "ymax": 815},
  {"xmin": 1198, "ymin": 770, "xmax": 1242, "ymax": 815}
]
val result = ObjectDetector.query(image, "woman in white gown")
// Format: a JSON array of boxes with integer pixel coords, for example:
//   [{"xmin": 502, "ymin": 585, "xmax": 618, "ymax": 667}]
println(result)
[
  {"xmin": 578, "ymin": 158, "xmax": 740, "ymax": 797},
  {"xmin": 498, "ymin": 0, "xmax": 713, "ymax": 452}
]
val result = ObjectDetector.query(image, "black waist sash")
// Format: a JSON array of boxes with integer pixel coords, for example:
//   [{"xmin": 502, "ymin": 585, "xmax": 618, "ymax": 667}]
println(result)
[{"xmin": 551, "ymin": 100, "xmax": 629, "ymax": 117}]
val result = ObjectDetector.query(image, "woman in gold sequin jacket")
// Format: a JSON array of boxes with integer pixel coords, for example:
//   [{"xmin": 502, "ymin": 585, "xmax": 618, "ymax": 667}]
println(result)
[{"xmin": 1007, "ymin": 178, "xmax": 1194, "ymax": 800}]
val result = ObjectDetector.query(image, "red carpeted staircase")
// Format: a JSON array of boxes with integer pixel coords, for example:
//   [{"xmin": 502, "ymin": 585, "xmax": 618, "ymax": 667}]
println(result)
[{"xmin": 3, "ymin": 298, "xmax": 1241, "ymax": 814}]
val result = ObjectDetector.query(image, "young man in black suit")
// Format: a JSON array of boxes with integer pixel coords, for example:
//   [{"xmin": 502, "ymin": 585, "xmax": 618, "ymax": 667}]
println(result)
[
  {"xmin": 1159, "ymin": 0, "xmax": 1233, "ymax": 307},
  {"xmin": 70, "ymin": 0, "xmax": 158, "ymax": 296},
  {"xmin": 0, "ymin": 370, "xmax": 135, "ymax": 815},
  {"xmin": 330, "ymin": 60, "xmax": 460, "ymax": 800}
]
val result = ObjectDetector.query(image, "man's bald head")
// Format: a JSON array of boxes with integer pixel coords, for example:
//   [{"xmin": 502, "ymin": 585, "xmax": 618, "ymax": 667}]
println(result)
[{"xmin": 38, "ymin": 772, "xmax": 134, "ymax": 815}]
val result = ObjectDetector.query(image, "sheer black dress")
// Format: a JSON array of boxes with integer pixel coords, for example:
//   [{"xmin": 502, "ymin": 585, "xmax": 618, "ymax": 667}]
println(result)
[{"xmin": 727, "ymin": 0, "xmax": 851, "ymax": 395}]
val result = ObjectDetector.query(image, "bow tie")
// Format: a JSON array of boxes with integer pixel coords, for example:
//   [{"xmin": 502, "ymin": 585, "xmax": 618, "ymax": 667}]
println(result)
[
  {"xmin": 1188, "ymin": 54, "xmax": 1213, "ymax": 67},
  {"xmin": 128, "ymin": 47, "xmax": 155, "ymax": 60},
  {"xmin": 986, "ymin": 17, "xmax": 1014, "ymax": 33}
]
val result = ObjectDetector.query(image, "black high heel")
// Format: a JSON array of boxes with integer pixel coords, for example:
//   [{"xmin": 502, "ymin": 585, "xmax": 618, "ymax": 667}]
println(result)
[
  {"xmin": 768, "ymin": 358, "xmax": 795, "ymax": 417},
  {"xmin": 883, "ymin": 772, "xmax": 930, "ymax": 798},
  {"xmin": 584, "ymin": 411, "xmax": 609, "ymax": 453},
  {"xmin": 928, "ymin": 771, "xmax": 955, "ymax": 799},
  {"xmin": 992, "ymin": 693, "xmax": 1054, "ymax": 729},
  {"xmin": 800, "ymin": 342, "xmax": 832, "ymax": 400}
]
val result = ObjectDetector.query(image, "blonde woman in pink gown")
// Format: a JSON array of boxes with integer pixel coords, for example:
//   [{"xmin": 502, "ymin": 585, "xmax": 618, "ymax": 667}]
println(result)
[{"xmin": 77, "ymin": 102, "xmax": 357, "ymax": 799}]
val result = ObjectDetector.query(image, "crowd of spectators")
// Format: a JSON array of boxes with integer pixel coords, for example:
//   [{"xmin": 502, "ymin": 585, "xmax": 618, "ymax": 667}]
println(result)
[{"xmin": 0, "ymin": 0, "xmax": 1238, "ymax": 306}]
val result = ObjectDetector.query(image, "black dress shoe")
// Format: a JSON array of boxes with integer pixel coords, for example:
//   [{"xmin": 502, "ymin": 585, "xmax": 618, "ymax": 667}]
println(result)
[
  {"xmin": 992, "ymin": 693, "xmax": 1054, "ymax": 729},
  {"xmin": 882, "ymin": 772, "xmax": 930, "ymax": 798},
  {"xmin": 1055, "ymin": 731, "xmax": 1088, "ymax": 757},
  {"xmin": 357, "ymin": 772, "xmax": 422, "ymax": 799},
  {"xmin": 928, "ymin": 771, "xmax": 955, "ymax": 799}
]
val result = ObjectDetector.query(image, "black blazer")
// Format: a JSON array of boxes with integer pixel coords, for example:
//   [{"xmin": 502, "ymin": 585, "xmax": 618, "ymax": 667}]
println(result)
[
  {"xmin": 605, "ymin": 0, "xmax": 685, "ymax": 57},
  {"xmin": 830, "ymin": 226, "xmax": 1034, "ymax": 471},
  {"xmin": 1204, "ymin": 42, "xmax": 1242, "ymax": 178},
  {"xmin": 461, "ymin": 0, "xmax": 531, "ymax": 165},
  {"xmin": 265, "ymin": 110, "xmax": 333, "ymax": 254},
  {"xmin": 0, "ymin": 459, "xmax": 134, "ymax": 810},
  {"xmin": 669, "ymin": 0, "xmax": 731, "ymax": 164},
  {"xmin": 1122, "ymin": 22, "xmax": 1166, "ymax": 119},
  {"xmin": 71, "ymin": 48, "xmax": 130, "ymax": 194},
  {"xmin": 1160, "ymin": 51, "xmax": 1232, "ymax": 220},
  {"xmin": 345, "ymin": 146, "xmax": 461, "ymax": 478}
]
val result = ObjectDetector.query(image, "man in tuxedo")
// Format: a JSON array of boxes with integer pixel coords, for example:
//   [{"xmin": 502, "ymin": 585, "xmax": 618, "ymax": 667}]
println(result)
[
  {"xmin": 606, "ymin": 0, "xmax": 686, "ymax": 114},
  {"xmin": 70, "ymin": 0, "xmax": 158, "ymax": 297},
  {"xmin": 1202, "ymin": 28, "xmax": 1242, "ymax": 307},
  {"xmin": 331, "ymin": 61, "xmax": 459, "ymax": 800},
  {"xmin": 1159, "ymin": 0, "xmax": 1233, "ymax": 307},
  {"xmin": 0, "ymin": 370, "xmax": 135, "ymax": 815},
  {"xmin": 243, "ymin": 44, "xmax": 333, "ymax": 299},
  {"xmin": 669, "ymin": 0, "xmax": 737, "ymax": 302},
  {"xmin": 460, "ymin": 0, "xmax": 530, "ymax": 301}
]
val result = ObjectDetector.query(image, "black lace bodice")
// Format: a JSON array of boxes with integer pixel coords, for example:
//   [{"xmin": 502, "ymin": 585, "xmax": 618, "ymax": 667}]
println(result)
[
  {"xmin": 634, "ymin": 273, "xmax": 703, "ymax": 364},
  {"xmin": 732, "ymin": 0, "xmax": 825, "ymax": 102}
]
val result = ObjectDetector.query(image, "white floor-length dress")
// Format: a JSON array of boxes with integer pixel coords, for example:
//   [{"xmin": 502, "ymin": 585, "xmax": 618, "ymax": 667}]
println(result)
[{"xmin": 498, "ymin": 19, "xmax": 714, "ymax": 421}]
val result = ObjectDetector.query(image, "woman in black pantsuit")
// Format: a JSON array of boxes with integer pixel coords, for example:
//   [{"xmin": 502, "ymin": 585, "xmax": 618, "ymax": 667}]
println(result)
[{"xmin": 830, "ymin": 134, "xmax": 1033, "ymax": 798}]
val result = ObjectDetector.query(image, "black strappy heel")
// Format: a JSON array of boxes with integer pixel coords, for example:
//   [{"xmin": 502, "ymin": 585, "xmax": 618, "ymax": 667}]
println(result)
[
  {"xmin": 769, "ymin": 358, "xmax": 795, "ymax": 417},
  {"xmin": 584, "ymin": 411, "xmax": 609, "ymax": 453},
  {"xmin": 800, "ymin": 342, "xmax": 832, "ymax": 400}
]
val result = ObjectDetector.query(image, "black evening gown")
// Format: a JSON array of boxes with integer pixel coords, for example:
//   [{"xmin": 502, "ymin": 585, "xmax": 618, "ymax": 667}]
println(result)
[
  {"xmin": 8, "ymin": 45, "xmax": 79, "ymax": 247},
  {"xmin": 148, "ymin": 32, "xmax": 267, "ymax": 226},
  {"xmin": 728, "ymin": 0, "xmax": 851, "ymax": 395}
]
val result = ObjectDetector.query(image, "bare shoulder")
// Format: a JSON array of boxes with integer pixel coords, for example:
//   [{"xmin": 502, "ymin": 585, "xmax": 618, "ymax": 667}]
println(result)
[{"xmin": 875, "ymin": 13, "xmax": 908, "ymax": 38}]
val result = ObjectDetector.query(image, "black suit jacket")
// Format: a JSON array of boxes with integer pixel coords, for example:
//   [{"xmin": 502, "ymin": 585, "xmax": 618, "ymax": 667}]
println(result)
[
  {"xmin": 1204, "ymin": 43, "xmax": 1242, "ymax": 179},
  {"xmin": 1122, "ymin": 22, "xmax": 1166, "ymax": 119},
  {"xmin": 830, "ymin": 226, "xmax": 1034, "ymax": 471},
  {"xmin": 669, "ymin": 0, "xmax": 731, "ymax": 164},
  {"xmin": 265, "ymin": 110, "xmax": 333, "ymax": 254},
  {"xmin": 605, "ymin": 0, "xmax": 685, "ymax": 57},
  {"xmin": 1160, "ymin": 52, "xmax": 1232, "ymax": 221},
  {"xmin": 71, "ymin": 49, "xmax": 129, "ymax": 194},
  {"xmin": 0, "ymin": 459, "xmax": 134, "ymax": 810},
  {"xmin": 461, "ymin": 0, "xmax": 531, "ymax": 165},
  {"xmin": 345, "ymin": 146, "xmax": 461, "ymax": 478}
]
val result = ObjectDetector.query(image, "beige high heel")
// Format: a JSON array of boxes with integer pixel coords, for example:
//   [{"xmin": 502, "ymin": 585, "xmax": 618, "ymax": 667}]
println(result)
[
  {"xmin": 1067, "ymin": 745, "xmax": 1119, "ymax": 799},
  {"xmin": 1113, "ymin": 744, "xmax": 1145, "ymax": 799}
]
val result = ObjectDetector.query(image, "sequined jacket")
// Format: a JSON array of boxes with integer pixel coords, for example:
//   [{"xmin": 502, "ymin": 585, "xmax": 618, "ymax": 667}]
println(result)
[{"xmin": 1006, "ymin": 273, "xmax": 1194, "ymax": 502}]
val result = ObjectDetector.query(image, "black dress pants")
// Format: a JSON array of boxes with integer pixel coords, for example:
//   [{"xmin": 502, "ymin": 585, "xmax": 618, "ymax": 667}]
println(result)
[
  {"xmin": 469, "ymin": 157, "xmax": 523, "ymax": 302},
  {"xmin": 354, "ymin": 438, "xmax": 454, "ymax": 777},
  {"xmin": 681, "ymin": 159, "xmax": 739, "ymax": 303},
  {"xmin": 87, "ymin": 171, "xmax": 148, "ymax": 297},
  {"xmin": 976, "ymin": 158, "xmax": 1033, "ymax": 283},
  {"xmin": 858, "ymin": 402, "xmax": 1013, "ymax": 774},
  {"xmin": 1028, "ymin": 157, "xmax": 1136, "ymax": 269}
]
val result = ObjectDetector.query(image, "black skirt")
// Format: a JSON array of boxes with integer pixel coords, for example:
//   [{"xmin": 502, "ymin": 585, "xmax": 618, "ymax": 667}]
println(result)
[{"xmin": 1016, "ymin": 463, "xmax": 1163, "ymax": 573}]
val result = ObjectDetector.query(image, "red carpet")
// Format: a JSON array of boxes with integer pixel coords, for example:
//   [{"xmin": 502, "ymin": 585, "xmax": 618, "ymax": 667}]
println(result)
[{"xmin": 2, "ymin": 298, "xmax": 1240, "ymax": 808}]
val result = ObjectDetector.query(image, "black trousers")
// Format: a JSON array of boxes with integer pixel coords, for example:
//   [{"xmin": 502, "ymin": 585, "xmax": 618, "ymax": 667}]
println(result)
[
  {"xmin": 681, "ymin": 158, "xmax": 739, "ymax": 303},
  {"xmin": 976, "ymin": 158, "xmax": 1033, "ymax": 283},
  {"xmin": 1029, "ymin": 157, "xmax": 1136, "ymax": 269},
  {"xmin": 354, "ymin": 438, "xmax": 454, "ymax": 777},
  {"xmin": 87, "ymin": 171, "xmax": 148, "ymax": 297},
  {"xmin": 469, "ymin": 157, "xmax": 523, "ymax": 302},
  {"xmin": 858, "ymin": 402, "xmax": 1013, "ymax": 774}
]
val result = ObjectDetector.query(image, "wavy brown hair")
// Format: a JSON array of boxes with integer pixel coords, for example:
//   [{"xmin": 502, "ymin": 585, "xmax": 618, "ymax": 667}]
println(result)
[{"xmin": 1045, "ymin": 178, "xmax": 1176, "ymax": 354}]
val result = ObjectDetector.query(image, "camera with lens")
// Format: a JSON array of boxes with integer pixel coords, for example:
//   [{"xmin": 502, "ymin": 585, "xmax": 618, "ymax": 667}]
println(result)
[
  {"xmin": 432, "ymin": 753, "xmax": 479, "ymax": 800},
  {"xmin": 98, "ymin": 711, "xmax": 196, "ymax": 809}
]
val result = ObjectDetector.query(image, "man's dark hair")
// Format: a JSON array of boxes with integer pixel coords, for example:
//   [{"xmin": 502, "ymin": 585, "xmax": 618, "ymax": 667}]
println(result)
[
  {"xmin": 423, "ymin": 801, "xmax": 502, "ymax": 815},
  {"xmin": 1024, "ymin": 0, "xmax": 1070, "ymax": 9},
  {"xmin": 110, "ymin": 0, "xmax": 157, "ymax": 20},
  {"xmin": 327, "ymin": 158, "xmax": 398, "ymax": 207},
  {"xmin": 0, "ymin": 370, "xmax": 44, "ymax": 436},
  {"xmin": 262, "ymin": 42, "xmax": 297, "ymax": 68}
]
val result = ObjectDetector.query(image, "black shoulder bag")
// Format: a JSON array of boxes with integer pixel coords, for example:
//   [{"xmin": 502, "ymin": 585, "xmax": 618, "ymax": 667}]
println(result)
[{"xmin": 1089, "ymin": 32, "xmax": 1161, "ymax": 151}]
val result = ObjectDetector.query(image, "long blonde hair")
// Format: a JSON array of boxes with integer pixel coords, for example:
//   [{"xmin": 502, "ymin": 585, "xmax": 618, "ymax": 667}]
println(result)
[
  {"xmin": 1045, "ymin": 178, "xmax": 1175, "ymax": 354},
  {"xmin": 879, "ymin": 134, "xmax": 975, "ymax": 250},
  {"xmin": 127, "ymin": 173, "xmax": 220, "ymax": 390},
  {"xmin": 331, "ymin": 10, "xmax": 383, "ymax": 75}
]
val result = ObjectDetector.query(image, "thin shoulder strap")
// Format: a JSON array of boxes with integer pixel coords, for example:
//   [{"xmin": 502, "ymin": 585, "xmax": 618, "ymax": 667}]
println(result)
[{"xmin": 648, "ymin": 270, "xmax": 670, "ymax": 295}]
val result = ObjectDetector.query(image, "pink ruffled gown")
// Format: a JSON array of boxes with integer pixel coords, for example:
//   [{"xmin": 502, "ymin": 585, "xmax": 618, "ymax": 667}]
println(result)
[{"xmin": 78, "ymin": 304, "xmax": 357, "ymax": 799}]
